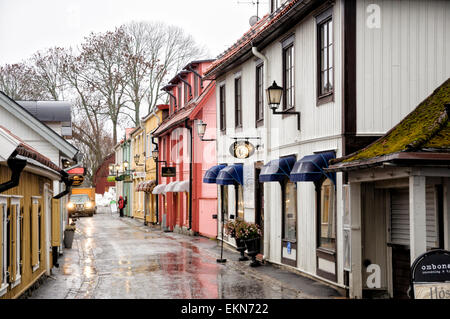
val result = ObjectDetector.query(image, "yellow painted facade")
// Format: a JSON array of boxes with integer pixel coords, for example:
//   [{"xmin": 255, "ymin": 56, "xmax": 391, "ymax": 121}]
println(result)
[
  {"xmin": 131, "ymin": 127, "xmax": 145, "ymax": 220},
  {"xmin": 0, "ymin": 164, "xmax": 61, "ymax": 299},
  {"xmin": 142, "ymin": 110, "xmax": 162, "ymax": 224}
]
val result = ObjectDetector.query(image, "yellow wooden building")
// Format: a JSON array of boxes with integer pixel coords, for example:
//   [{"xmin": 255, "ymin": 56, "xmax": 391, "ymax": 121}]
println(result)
[
  {"xmin": 142, "ymin": 107, "xmax": 164, "ymax": 224},
  {"xmin": 130, "ymin": 107, "xmax": 165, "ymax": 225},
  {"xmin": 0, "ymin": 127, "xmax": 64, "ymax": 299},
  {"xmin": 130, "ymin": 126, "xmax": 146, "ymax": 221}
]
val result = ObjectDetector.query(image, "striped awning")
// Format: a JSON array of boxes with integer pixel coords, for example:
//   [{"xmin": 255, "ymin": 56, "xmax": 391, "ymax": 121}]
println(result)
[
  {"xmin": 142, "ymin": 180, "xmax": 156, "ymax": 192},
  {"xmin": 173, "ymin": 180, "xmax": 189, "ymax": 192},
  {"xmin": 164, "ymin": 181, "xmax": 179, "ymax": 193},
  {"xmin": 152, "ymin": 184, "xmax": 166, "ymax": 195}
]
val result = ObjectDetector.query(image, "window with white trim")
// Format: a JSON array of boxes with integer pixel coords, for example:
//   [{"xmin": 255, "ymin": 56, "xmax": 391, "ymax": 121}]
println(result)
[
  {"xmin": 0, "ymin": 196, "xmax": 8, "ymax": 297},
  {"xmin": 9, "ymin": 196, "xmax": 22, "ymax": 288}
]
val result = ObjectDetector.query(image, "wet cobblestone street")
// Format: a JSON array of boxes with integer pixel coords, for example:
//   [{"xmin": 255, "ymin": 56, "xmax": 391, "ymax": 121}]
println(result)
[{"xmin": 30, "ymin": 207, "xmax": 340, "ymax": 299}]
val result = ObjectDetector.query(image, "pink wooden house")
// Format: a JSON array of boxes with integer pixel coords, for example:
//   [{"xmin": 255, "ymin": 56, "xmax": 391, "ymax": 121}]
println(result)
[{"xmin": 152, "ymin": 60, "xmax": 218, "ymax": 238}]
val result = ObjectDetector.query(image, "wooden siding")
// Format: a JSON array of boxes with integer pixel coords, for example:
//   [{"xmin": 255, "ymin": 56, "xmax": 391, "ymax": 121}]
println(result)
[
  {"xmin": 0, "ymin": 164, "xmax": 55, "ymax": 299},
  {"xmin": 356, "ymin": 0, "xmax": 450, "ymax": 134}
]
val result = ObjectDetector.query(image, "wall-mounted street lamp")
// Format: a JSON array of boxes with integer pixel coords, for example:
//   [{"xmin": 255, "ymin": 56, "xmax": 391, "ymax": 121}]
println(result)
[
  {"xmin": 134, "ymin": 154, "xmax": 144, "ymax": 166},
  {"xmin": 196, "ymin": 120, "xmax": 216, "ymax": 142},
  {"xmin": 267, "ymin": 81, "xmax": 301, "ymax": 130},
  {"xmin": 152, "ymin": 149, "xmax": 167, "ymax": 166}
]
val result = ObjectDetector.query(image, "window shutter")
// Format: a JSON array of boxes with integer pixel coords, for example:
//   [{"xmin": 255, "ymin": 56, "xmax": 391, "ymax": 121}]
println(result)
[
  {"xmin": 390, "ymin": 187, "xmax": 439, "ymax": 249},
  {"xmin": 31, "ymin": 201, "xmax": 39, "ymax": 268},
  {"xmin": 51, "ymin": 199, "xmax": 61, "ymax": 247},
  {"xmin": 426, "ymin": 186, "xmax": 438, "ymax": 249},
  {"xmin": 390, "ymin": 189, "xmax": 410, "ymax": 246}
]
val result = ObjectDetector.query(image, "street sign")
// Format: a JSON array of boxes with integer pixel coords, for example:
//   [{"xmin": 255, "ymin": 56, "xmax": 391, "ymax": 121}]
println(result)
[
  {"xmin": 410, "ymin": 249, "xmax": 450, "ymax": 299},
  {"xmin": 162, "ymin": 167, "xmax": 176, "ymax": 177}
]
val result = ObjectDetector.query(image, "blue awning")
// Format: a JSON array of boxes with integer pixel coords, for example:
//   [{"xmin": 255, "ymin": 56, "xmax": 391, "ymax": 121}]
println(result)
[
  {"xmin": 203, "ymin": 164, "xmax": 227, "ymax": 184},
  {"xmin": 259, "ymin": 156, "xmax": 296, "ymax": 183},
  {"xmin": 216, "ymin": 164, "xmax": 243, "ymax": 185},
  {"xmin": 290, "ymin": 152, "xmax": 336, "ymax": 183}
]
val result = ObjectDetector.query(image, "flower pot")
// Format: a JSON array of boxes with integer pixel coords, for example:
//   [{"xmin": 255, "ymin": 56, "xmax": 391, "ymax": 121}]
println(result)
[
  {"xmin": 244, "ymin": 237, "xmax": 260, "ymax": 267},
  {"xmin": 235, "ymin": 238, "xmax": 248, "ymax": 261},
  {"xmin": 64, "ymin": 230, "xmax": 75, "ymax": 249}
]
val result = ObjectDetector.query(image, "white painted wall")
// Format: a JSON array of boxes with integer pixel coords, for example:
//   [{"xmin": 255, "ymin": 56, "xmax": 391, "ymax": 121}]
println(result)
[
  {"xmin": 215, "ymin": 2, "xmax": 345, "ymax": 286},
  {"xmin": 356, "ymin": 0, "xmax": 450, "ymax": 134}
]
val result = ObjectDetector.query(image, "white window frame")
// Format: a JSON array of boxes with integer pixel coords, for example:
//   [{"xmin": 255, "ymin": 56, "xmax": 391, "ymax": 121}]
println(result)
[
  {"xmin": 31, "ymin": 196, "xmax": 41, "ymax": 272},
  {"xmin": 0, "ymin": 196, "xmax": 8, "ymax": 297},
  {"xmin": 10, "ymin": 196, "xmax": 22, "ymax": 289}
]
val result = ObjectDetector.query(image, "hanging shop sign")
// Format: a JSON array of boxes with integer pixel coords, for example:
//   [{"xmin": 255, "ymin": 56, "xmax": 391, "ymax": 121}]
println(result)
[
  {"xmin": 133, "ymin": 171, "xmax": 146, "ymax": 179},
  {"xmin": 410, "ymin": 249, "xmax": 450, "ymax": 299},
  {"xmin": 161, "ymin": 167, "xmax": 176, "ymax": 177},
  {"xmin": 69, "ymin": 175, "xmax": 84, "ymax": 187},
  {"xmin": 67, "ymin": 167, "xmax": 85, "ymax": 175},
  {"xmin": 118, "ymin": 174, "xmax": 133, "ymax": 183},
  {"xmin": 229, "ymin": 141, "xmax": 255, "ymax": 159}
]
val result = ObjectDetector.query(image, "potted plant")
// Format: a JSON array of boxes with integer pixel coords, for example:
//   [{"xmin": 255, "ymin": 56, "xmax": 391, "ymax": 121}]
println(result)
[
  {"xmin": 224, "ymin": 219, "xmax": 248, "ymax": 261},
  {"xmin": 64, "ymin": 223, "xmax": 76, "ymax": 249},
  {"xmin": 237, "ymin": 222, "xmax": 261, "ymax": 267},
  {"xmin": 225, "ymin": 219, "xmax": 248, "ymax": 261}
]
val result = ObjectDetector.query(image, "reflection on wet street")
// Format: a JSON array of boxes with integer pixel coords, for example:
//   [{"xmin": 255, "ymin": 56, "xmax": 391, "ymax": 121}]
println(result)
[{"xmin": 30, "ymin": 207, "xmax": 324, "ymax": 299}]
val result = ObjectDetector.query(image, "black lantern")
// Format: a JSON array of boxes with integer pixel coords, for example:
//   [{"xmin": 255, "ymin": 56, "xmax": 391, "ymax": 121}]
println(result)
[
  {"xmin": 266, "ymin": 81, "xmax": 283, "ymax": 110},
  {"xmin": 266, "ymin": 80, "xmax": 301, "ymax": 130},
  {"xmin": 152, "ymin": 149, "xmax": 159, "ymax": 162},
  {"xmin": 123, "ymin": 160, "xmax": 129, "ymax": 170}
]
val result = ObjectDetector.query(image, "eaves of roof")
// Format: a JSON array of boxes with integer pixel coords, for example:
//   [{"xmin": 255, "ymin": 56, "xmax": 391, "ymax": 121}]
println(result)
[
  {"xmin": 203, "ymin": 0, "xmax": 325, "ymax": 80},
  {"xmin": 0, "ymin": 91, "xmax": 79, "ymax": 160}
]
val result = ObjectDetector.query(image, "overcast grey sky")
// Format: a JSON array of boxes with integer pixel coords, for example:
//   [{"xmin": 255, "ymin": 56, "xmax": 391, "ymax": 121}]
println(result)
[{"xmin": 0, "ymin": 0, "xmax": 268, "ymax": 65}]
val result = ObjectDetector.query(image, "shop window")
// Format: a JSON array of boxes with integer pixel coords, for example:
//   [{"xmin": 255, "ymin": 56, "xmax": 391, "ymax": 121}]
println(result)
[
  {"xmin": 236, "ymin": 185, "xmax": 244, "ymax": 220},
  {"xmin": 0, "ymin": 197, "xmax": 7, "ymax": 296},
  {"xmin": 282, "ymin": 181, "xmax": 297, "ymax": 242},
  {"xmin": 221, "ymin": 185, "xmax": 229, "ymax": 222},
  {"xmin": 318, "ymin": 178, "xmax": 336, "ymax": 250}
]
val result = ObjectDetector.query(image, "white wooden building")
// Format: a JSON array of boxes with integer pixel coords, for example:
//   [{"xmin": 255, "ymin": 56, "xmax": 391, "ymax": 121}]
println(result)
[
  {"xmin": 0, "ymin": 93, "xmax": 80, "ymax": 265},
  {"xmin": 203, "ymin": 0, "xmax": 450, "ymax": 296}
]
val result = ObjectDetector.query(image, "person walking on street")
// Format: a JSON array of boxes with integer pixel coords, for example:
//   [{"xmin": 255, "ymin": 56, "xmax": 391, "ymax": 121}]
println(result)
[{"xmin": 118, "ymin": 196, "xmax": 125, "ymax": 217}]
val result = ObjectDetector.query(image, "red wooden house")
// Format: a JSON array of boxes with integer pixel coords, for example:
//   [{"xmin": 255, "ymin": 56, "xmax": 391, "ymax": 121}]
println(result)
[
  {"xmin": 152, "ymin": 60, "xmax": 218, "ymax": 238},
  {"xmin": 93, "ymin": 153, "xmax": 116, "ymax": 195}
]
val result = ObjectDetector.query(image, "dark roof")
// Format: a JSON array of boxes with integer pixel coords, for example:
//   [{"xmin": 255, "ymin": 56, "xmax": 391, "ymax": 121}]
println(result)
[
  {"xmin": 329, "ymin": 78, "xmax": 450, "ymax": 171},
  {"xmin": 16, "ymin": 101, "xmax": 72, "ymax": 123}
]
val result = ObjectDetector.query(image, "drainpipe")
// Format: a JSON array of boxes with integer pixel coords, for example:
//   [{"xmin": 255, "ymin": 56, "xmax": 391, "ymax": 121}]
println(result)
[
  {"xmin": 53, "ymin": 170, "xmax": 72, "ymax": 199},
  {"xmin": 252, "ymin": 45, "xmax": 270, "ymax": 261},
  {"xmin": 186, "ymin": 65, "xmax": 204, "ymax": 89},
  {"xmin": 184, "ymin": 119, "xmax": 193, "ymax": 231},
  {"xmin": 0, "ymin": 156, "xmax": 27, "ymax": 194}
]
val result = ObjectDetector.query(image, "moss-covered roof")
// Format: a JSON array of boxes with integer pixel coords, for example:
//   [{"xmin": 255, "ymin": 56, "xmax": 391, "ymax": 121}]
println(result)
[{"xmin": 333, "ymin": 78, "xmax": 450, "ymax": 165}]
